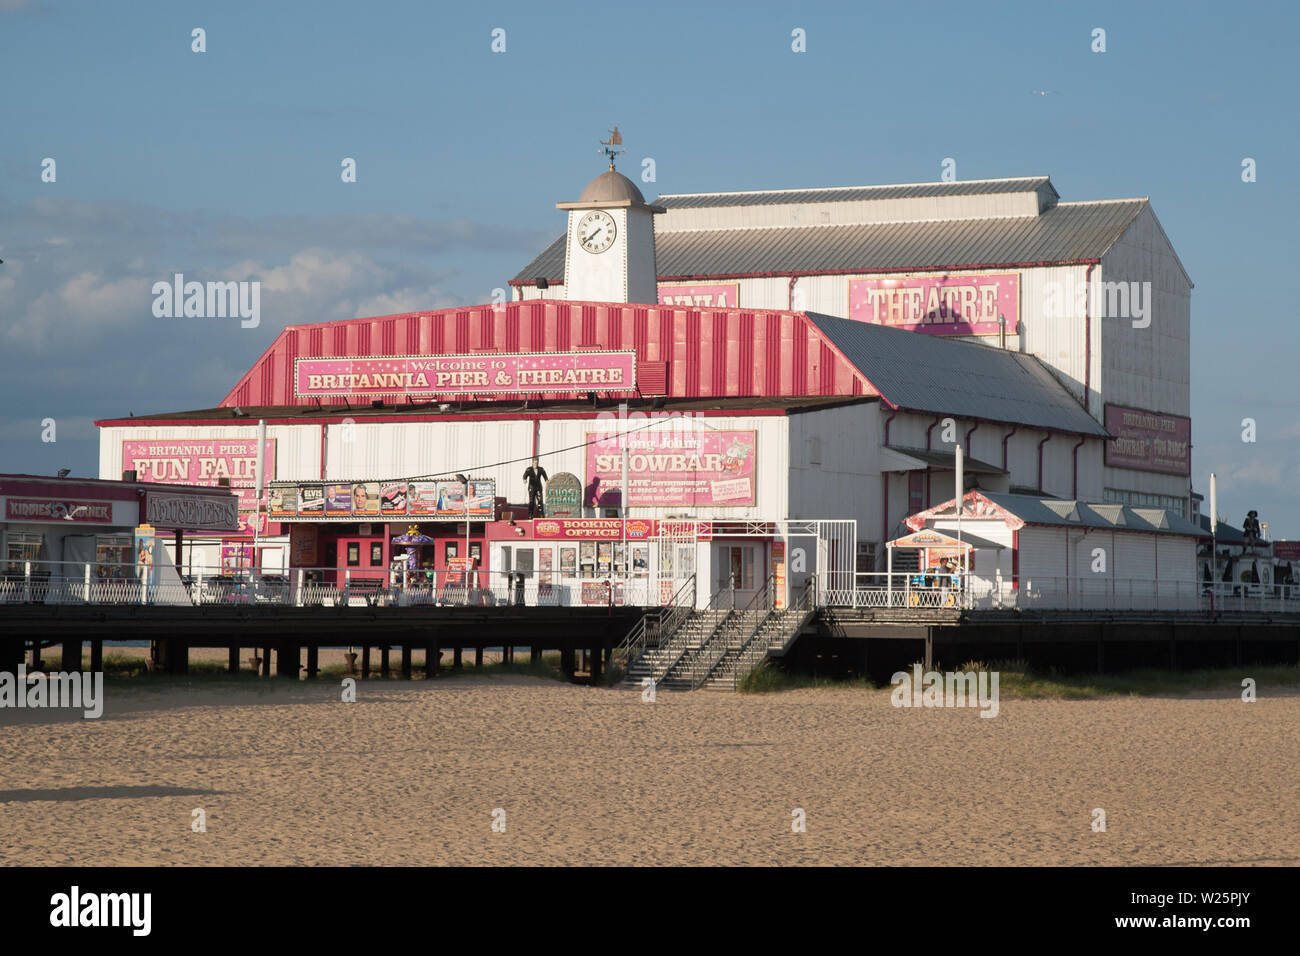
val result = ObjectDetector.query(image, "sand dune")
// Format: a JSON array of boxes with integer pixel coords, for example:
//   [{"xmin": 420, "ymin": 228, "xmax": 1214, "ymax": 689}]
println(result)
[{"xmin": 2, "ymin": 676, "xmax": 1297, "ymax": 866}]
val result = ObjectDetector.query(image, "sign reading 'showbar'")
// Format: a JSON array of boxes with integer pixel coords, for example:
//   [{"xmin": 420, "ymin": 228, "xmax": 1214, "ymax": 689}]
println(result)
[{"xmin": 294, "ymin": 350, "xmax": 638, "ymax": 398}]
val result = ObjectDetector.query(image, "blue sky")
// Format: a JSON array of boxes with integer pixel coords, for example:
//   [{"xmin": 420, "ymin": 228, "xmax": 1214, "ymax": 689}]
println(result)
[{"xmin": 1, "ymin": 0, "xmax": 1297, "ymax": 534}]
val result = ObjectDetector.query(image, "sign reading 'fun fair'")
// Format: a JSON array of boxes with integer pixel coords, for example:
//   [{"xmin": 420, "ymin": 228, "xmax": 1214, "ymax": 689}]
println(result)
[{"xmin": 294, "ymin": 351, "xmax": 638, "ymax": 398}]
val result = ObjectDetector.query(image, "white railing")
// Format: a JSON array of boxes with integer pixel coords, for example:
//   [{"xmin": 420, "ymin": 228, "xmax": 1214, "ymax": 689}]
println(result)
[{"xmin": 833, "ymin": 573, "xmax": 1300, "ymax": 613}]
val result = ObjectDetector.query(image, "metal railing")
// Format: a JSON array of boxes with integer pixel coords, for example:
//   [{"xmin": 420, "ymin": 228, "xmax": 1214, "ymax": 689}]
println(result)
[
  {"xmin": 723, "ymin": 578, "xmax": 818, "ymax": 688},
  {"xmin": 685, "ymin": 575, "xmax": 776, "ymax": 689},
  {"xmin": 610, "ymin": 574, "xmax": 697, "ymax": 676}
]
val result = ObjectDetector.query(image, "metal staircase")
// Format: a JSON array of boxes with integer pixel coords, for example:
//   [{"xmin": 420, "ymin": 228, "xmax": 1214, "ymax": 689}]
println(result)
[{"xmin": 617, "ymin": 576, "xmax": 819, "ymax": 693}]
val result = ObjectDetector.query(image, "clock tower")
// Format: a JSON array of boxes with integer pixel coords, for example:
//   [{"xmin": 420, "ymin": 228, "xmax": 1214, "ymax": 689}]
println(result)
[{"xmin": 557, "ymin": 129, "xmax": 664, "ymax": 304}]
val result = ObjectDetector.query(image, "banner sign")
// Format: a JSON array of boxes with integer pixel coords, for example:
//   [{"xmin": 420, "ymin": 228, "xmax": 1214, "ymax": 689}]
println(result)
[
  {"xmin": 587, "ymin": 430, "xmax": 757, "ymax": 507},
  {"xmin": 771, "ymin": 540, "xmax": 787, "ymax": 610},
  {"xmin": 5, "ymin": 497, "xmax": 113, "ymax": 524},
  {"xmin": 848, "ymin": 273, "xmax": 1018, "ymax": 335},
  {"xmin": 533, "ymin": 518, "xmax": 657, "ymax": 540},
  {"xmin": 293, "ymin": 350, "xmax": 637, "ymax": 398},
  {"xmin": 1104, "ymin": 404, "xmax": 1192, "ymax": 476},
  {"xmin": 1272, "ymin": 541, "xmax": 1300, "ymax": 561},
  {"xmin": 658, "ymin": 283, "xmax": 740, "ymax": 308},
  {"xmin": 144, "ymin": 491, "xmax": 240, "ymax": 531},
  {"xmin": 581, "ymin": 581, "xmax": 625, "ymax": 605},
  {"xmin": 269, "ymin": 479, "xmax": 495, "ymax": 520},
  {"xmin": 122, "ymin": 438, "xmax": 275, "ymax": 511}
]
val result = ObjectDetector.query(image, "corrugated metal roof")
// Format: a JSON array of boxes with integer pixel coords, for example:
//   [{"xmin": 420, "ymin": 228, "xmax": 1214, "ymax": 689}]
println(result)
[
  {"xmin": 511, "ymin": 199, "xmax": 1147, "ymax": 283},
  {"xmin": 805, "ymin": 312, "xmax": 1109, "ymax": 437},
  {"xmin": 656, "ymin": 176, "xmax": 1057, "ymax": 209},
  {"xmin": 981, "ymin": 492, "xmax": 1203, "ymax": 536}
]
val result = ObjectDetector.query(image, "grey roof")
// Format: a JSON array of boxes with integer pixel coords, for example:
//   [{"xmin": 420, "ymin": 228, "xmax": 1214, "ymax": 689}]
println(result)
[
  {"xmin": 804, "ymin": 312, "xmax": 1110, "ymax": 437},
  {"xmin": 978, "ymin": 492, "xmax": 1204, "ymax": 537},
  {"xmin": 577, "ymin": 169, "xmax": 646, "ymax": 204},
  {"xmin": 886, "ymin": 446, "xmax": 1007, "ymax": 474},
  {"xmin": 656, "ymin": 176, "xmax": 1057, "ymax": 209},
  {"xmin": 511, "ymin": 199, "xmax": 1147, "ymax": 283},
  {"xmin": 1197, "ymin": 514, "xmax": 1246, "ymax": 544}
]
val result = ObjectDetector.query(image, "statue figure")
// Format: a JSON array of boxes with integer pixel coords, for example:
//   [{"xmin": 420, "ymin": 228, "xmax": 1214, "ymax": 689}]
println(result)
[
  {"xmin": 1242, "ymin": 510, "xmax": 1261, "ymax": 548},
  {"xmin": 524, "ymin": 459, "xmax": 548, "ymax": 517}
]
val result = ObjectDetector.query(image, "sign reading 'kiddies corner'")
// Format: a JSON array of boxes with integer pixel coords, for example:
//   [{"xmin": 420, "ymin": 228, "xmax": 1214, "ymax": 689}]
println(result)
[{"xmin": 294, "ymin": 351, "xmax": 638, "ymax": 398}]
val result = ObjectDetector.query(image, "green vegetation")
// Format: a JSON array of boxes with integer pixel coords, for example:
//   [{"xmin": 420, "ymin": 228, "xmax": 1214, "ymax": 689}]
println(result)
[{"xmin": 737, "ymin": 657, "xmax": 1300, "ymax": 698}]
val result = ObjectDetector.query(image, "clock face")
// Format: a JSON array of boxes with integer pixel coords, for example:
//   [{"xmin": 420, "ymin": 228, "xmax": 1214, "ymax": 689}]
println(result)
[{"xmin": 576, "ymin": 210, "xmax": 617, "ymax": 254}]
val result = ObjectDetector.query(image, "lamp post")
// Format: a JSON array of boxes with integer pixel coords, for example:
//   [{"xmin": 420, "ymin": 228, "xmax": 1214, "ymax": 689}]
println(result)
[{"xmin": 955, "ymin": 444, "xmax": 964, "ymax": 605}]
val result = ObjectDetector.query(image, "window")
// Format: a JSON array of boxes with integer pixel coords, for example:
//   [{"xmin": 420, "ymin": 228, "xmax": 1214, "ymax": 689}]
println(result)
[
  {"xmin": 346, "ymin": 542, "xmax": 360, "ymax": 567},
  {"xmin": 720, "ymin": 546, "xmax": 755, "ymax": 590},
  {"xmin": 370, "ymin": 543, "xmax": 383, "ymax": 566},
  {"xmin": 908, "ymin": 471, "xmax": 925, "ymax": 515}
]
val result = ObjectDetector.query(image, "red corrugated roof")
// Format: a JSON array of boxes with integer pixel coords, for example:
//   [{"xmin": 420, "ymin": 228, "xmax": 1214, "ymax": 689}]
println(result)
[{"xmin": 219, "ymin": 301, "xmax": 877, "ymax": 407}]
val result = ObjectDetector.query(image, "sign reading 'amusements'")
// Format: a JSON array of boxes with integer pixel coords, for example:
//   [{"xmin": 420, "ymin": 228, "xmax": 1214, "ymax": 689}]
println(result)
[
  {"xmin": 294, "ymin": 351, "xmax": 637, "ymax": 398},
  {"xmin": 1104, "ymin": 404, "xmax": 1192, "ymax": 476},
  {"xmin": 145, "ymin": 492, "xmax": 240, "ymax": 531},
  {"xmin": 586, "ymin": 431, "xmax": 757, "ymax": 507},
  {"xmin": 849, "ymin": 273, "xmax": 1018, "ymax": 335}
]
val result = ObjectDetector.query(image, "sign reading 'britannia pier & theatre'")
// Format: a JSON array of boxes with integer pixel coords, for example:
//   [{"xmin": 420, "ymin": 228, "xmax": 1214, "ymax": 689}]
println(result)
[{"xmin": 294, "ymin": 350, "xmax": 638, "ymax": 398}]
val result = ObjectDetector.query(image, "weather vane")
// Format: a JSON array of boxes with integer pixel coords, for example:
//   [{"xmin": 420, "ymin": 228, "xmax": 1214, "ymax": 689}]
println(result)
[{"xmin": 599, "ymin": 126, "xmax": 625, "ymax": 171}]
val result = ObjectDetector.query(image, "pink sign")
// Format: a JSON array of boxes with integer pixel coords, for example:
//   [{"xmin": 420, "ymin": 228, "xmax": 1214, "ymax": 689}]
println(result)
[
  {"xmin": 587, "ymin": 430, "xmax": 757, "ymax": 507},
  {"xmin": 122, "ymin": 439, "xmax": 275, "ymax": 510},
  {"xmin": 658, "ymin": 283, "xmax": 740, "ymax": 308},
  {"xmin": 294, "ymin": 350, "xmax": 637, "ymax": 398},
  {"xmin": 5, "ymin": 498, "xmax": 113, "ymax": 524},
  {"xmin": 1273, "ymin": 541, "xmax": 1300, "ymax": 561},
  {"xmin": 849, "ymin": 273, "xmax": 1018, "ymax": 335},
  {"xmin": 1104, "ymin": 404, "xmax": 1191, "ymax": 476}
]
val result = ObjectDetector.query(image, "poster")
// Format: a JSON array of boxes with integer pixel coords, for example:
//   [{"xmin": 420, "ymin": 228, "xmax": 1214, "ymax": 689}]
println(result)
[
  {"xmin": 351, "ymin": 482, "xmax": 380, "ymax": 515},
  {"xmin": 587, "ymin": 430, "xmax": 757, "ymax": 507},
  {"xmin": 580, "ymin": 542, "xmax": 596, "ymax": 578},
  {"xmin": 598, "ymin": 542, "xmax": 612, "ymax": 574},
  {"xmin": 559, "ymin": 547, "xmax": 577, "ymax": 575},
  {"xmin": 381, "ymin": 482, "xmax": 408, "ymax": 515},
  {"xmin": 324, "ymin": 484, "xmax": 353, "ymax": 515},
  {"xmin": 771, "ymin": 540, "xmax": 787, "ymax": 610},
  {"xmin": 539, "ymin": 548, "xmax": 552, "ymax": 588},
  {"xmin": 408, "ymin": 482, "xmax": 439, "ymax": 515},
  {"xmin": 269, "ymin": 485, "xmax": 296, "ymax": 516},
  {"xmin": 632, "ymin": 544, "xmax": 649, "ymax": 575},
  {"xmin": 582, "ymin": 581, "xmax": 625, "ymax": 605},
  {"xmin": 298, "ymin": 485, "xmax": 324, "ymax": 514}
]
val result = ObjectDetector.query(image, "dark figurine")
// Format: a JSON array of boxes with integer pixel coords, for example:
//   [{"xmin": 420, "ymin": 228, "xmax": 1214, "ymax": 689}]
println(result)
[{"xmin": 524, "ymin": 460, "xmax": 548, "ymax": 517}]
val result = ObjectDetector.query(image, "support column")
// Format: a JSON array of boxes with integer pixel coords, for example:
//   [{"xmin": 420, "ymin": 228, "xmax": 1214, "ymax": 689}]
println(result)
[
  {"xmin": 431, "ymin": 639, "xmax": 440, "ymax": 678},
  {"xmin": 260, "ymin": 645, "xmax": 271, "ymax": 677},
  {"xmin": 531, "ymin": 646, "xmax": 542, "ymax": 665},
  {"xmin": 276, "ymin": 642, "xmax": 300, "ymax": 679},
  {"xmin": 228, "ymin": 645, "xmax": 239, "ymax": 674},
  {"xmin": 90, "ymin": 639, "xmax": 103, "ymax": 675},
  {"xmin": 61, "ymin": 639, "xmax": 83, "ymax": 672},
  {"xmin": 401, "ymin": 644, "xmax": 412, "ymax": 680},
  {"xmin": 170, "ymin": 639, "xmax": 189, "ymax": 676},
  {"xmin": 475, "ymin": 646, "xmax": 483, "ymax": 668},
  {"xmin": 923, "ymin": 628, "xmax": 933, "ymax": 672},
  {"xmin": 380, "ymin": 645, "xmax": 390, "ymax": 679},
  {"xmin": 591, "ymin": 647, "xmax": 602, "ymax": 684},
  {"xmin": 361, "ymin": 645, "xmax": 371, "ymax": 679},
  {"xmin": 1097, "ymin": 625, "xmax": 1105, "ymax": 674},
  {"xmin": 503, "ymin": 645, "xmax": 513, "ymax": 664},
  {"xmin": 453, "ymin": 647, "xmax": 463, "ymax": 669},
  {"xmin": 29, "ymin": 640, "xmax": 41, "ymax": 671},
  {"xmin": 306, "ymin": 644, "xmax": 319, "ymax": 679}
]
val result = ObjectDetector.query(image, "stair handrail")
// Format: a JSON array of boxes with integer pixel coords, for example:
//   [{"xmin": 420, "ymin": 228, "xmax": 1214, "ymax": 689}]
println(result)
[
  {"xmin": 728, "ymin": 577, "xmax": 817, "ymax": 688},
  {"xmin": 612, "ymin": 573, "xmax": 696, "ymax": 674},
  {"xmin": 688, "ymin": 574, "xmax": 775, "ymax": 689}
]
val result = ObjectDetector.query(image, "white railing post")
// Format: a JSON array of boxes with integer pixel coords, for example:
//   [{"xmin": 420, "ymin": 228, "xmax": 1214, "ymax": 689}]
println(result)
[{"xmin": 84, "ymin": 562, "xmax": 91, "ymax": 603}]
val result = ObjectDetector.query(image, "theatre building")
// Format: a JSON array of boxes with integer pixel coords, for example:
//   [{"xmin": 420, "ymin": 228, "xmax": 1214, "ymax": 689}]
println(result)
[{"xmin": 95, "ymin": 161, "xmax": 1196, "ymax": 607}]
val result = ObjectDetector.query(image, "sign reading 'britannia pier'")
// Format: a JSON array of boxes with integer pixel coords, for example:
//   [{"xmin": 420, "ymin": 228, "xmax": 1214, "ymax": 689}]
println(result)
[{"xmin": 294, "ymin": 350, "xmax": 638, "ymax": 398}]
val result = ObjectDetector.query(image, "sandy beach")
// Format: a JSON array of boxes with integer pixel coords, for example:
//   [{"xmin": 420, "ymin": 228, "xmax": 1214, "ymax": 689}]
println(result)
[{"xmin": 2, "ymin": 673, "xmax": 1297, "ymax": 866}]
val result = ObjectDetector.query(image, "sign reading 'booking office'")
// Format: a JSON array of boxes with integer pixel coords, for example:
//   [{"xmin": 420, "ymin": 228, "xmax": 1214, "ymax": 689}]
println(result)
[{"xmin": 294, "ymin": 350, "xmax": 638, "ymax": 398}]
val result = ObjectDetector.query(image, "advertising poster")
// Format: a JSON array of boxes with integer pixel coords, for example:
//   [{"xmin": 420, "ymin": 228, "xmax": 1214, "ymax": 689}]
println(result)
[
  {"xmin": 350, "ymin": 482, "xmax": 380, "ymax": 515},
  {"xmin": 598, "ymin": 542, "xmax": 612, "ymax": 574},
  {"xmin": 632, "ymin": 544, "xmax": 649, "ymax": 575},
  {"xmin": 269, "ymin": 485, "xmax": 297, "ymax": 517},
  {"xmin": 580, "ymin": 541, "xmax": 596, "ymax": 578},
  {"xmin": 298, "ymin": 485, "xmax": 325, "ymax": 515},
  {"xmin": 771, "ymin": 540, "xmax": 787, "ymax": 610},
  {"xmin": 582, "ymin": 581, "xmax": 625, "ymax": 605},
  {"xmin": 560, "ymin": 547, "xmax": 577, "ymax": 575},
  {"xmin": 381, "ymin": 482, "xmax": 408, "ymax": 515},
  {"xmin": 848, "ymin": 273, "xmax": 1018, "ymax": 336},
  {"xmin": 324, "ymin": 484, "xmax": 353, "ymax": 515},
  {"xmin": 467, "ymin": 480, "xmax": 496, "ymax": 518},
  {"xmin": 587, "ymin": 430, "xmax": 757, "ymax": 507},
  {"xmin": 1103, "ymin": 404, "xmax": 1192, "ymax": 476},
  {"xmin": 408, "ymin": 482, "xmax": 439, "ymax": 515},
  {"xmin": 539, "ymin": 548, "xmax": 552, "ymax": 588}
]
